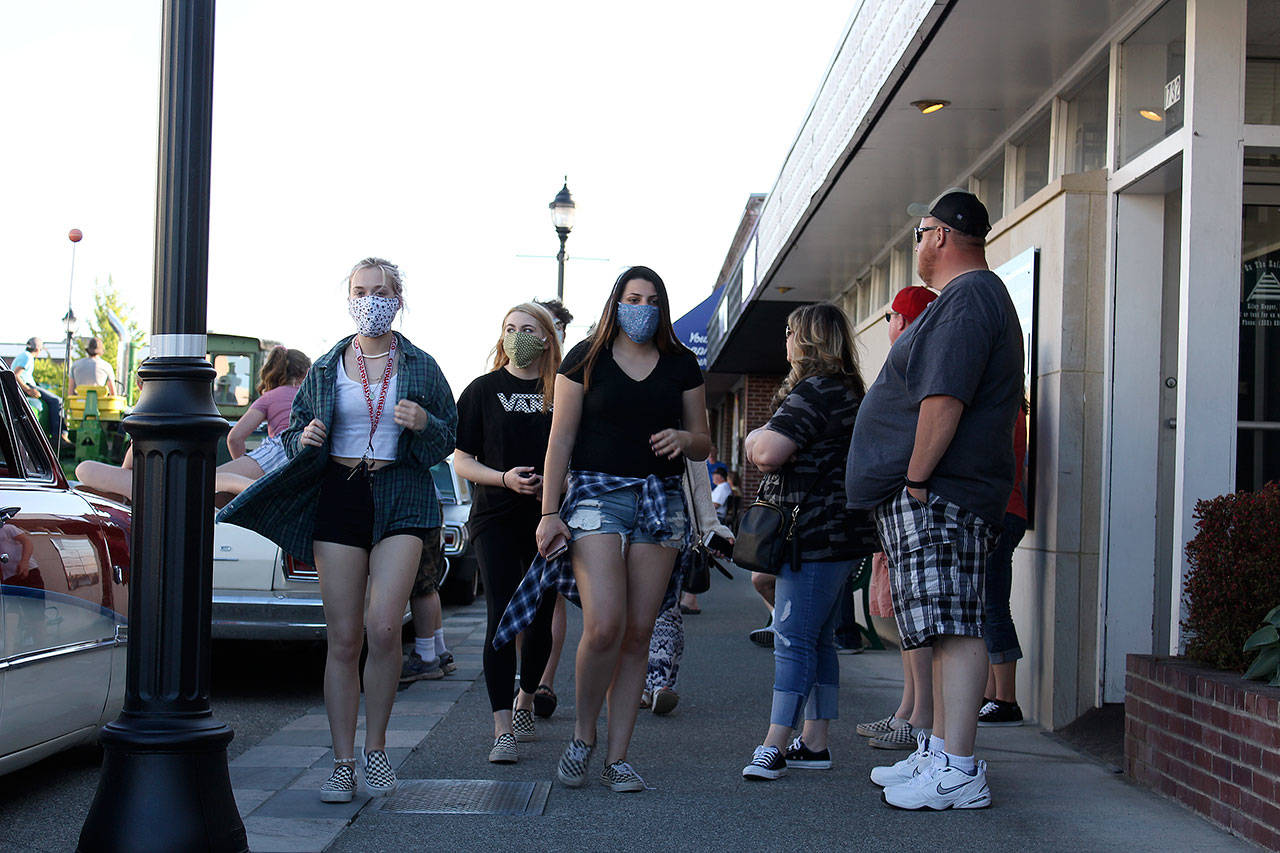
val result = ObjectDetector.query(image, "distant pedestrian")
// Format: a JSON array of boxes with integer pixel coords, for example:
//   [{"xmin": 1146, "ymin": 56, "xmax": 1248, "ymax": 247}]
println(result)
[
  {"xmin": 69, "ymin": 337, "xmax": 118, "ymax": 396},
  {"xmin": 451, "ymin": 302, "xmax": 562, "ymax": 764},
  {"xmin": 710, "ymin": 465, "xmax": 731, "ymax": 521},
  {"xmin": 740, "ymin": 303, "xmax": 877, "ymax": 781},
  {"xmin": 497, "ymin": 265, "xmax": 710, "ymax": 793},
  {"xmin": 855, "ymin": 285, "xmax": 939, "ymax": 751},
  {"xmin": 643, "ymin": 458, "xmax": 734, "ymax": 713},
  {"xmin": 398, "ymin": 525, "xmax": 454, "ymax": 685},
  {"xmin": 532, "ymin": 296, "xmax": 574, "ymax": 716},
  {"xmin": 219, "ymin": 257, "xmax": 457, "ymax": 804},
  {"xmin": 847, "ymin": 189, "xmax": 1022, "ymax": 810},
  {"xmin": 979, "ymin": 399, "xmax": 1030, "ymax": 727},
  {"xmin": 10, "ymin": 337, "xmax": 64, "ymax": 444}
]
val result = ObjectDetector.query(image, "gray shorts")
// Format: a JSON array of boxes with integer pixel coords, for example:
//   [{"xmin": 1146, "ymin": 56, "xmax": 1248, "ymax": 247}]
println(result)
[{"xmin": 873, "ymin": 487, "xmax": 993, "ymax": 650}]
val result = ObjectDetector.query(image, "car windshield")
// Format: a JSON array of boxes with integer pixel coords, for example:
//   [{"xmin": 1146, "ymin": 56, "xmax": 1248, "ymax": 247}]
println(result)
[{"xmin": 431, "ymin": 463, "xmax": 455, "ymax": 503}]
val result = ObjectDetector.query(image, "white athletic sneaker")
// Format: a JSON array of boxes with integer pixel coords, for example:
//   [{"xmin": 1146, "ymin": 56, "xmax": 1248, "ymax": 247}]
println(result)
[
  {"xmin": 882, "ymin": 757, "xmax": 991, "ymax": 810},
  {"xmin": 869, "ymin": 730, "xmax": 931, "ymax": 787}
]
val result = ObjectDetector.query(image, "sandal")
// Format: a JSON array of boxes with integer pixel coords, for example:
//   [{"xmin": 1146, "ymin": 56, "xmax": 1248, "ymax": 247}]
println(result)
[{"xmin": 533, "ymin": 684, "xmax": 558, "ymax": 719}]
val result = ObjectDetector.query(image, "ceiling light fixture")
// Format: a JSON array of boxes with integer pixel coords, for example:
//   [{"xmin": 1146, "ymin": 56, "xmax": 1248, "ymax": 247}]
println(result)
[
  {"xmin": 1139, "ymin": 108, "xmax": 1163, "ymax": 122},
  {"xmin": 776, "ymin": 286, "xmax": 794, "ymax": 294},
  {"xmin": 911, "ymin": 99, "xmax": 950, "ymax": 115}
]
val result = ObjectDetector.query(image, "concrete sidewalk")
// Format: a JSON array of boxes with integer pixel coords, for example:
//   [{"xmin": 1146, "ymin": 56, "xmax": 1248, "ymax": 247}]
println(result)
[{"xmin": 307, "ymin": 575, "xmax": 1245, "ymax": 853}]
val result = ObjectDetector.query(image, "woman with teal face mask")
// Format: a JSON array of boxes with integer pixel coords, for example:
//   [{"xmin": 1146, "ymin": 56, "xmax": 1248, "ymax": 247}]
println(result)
[
  {"xmin": 452, "ymin": 302, "xmax": 563, "ymax": 764},
  {"xmin": 512, "ymin": 265, "xmax": 711, "ymax": 793}
]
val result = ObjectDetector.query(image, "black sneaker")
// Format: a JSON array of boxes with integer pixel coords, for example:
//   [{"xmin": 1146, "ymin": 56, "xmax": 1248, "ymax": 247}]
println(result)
[
  {"xmin": 978, "ymin": 699, "xmax": 1024, "ymax": 727},
  {"xmin": 784, "ymin": 736, "xmax": 832, "ymax": 769},
  {"xmin": 741, "ymin": 745, "xmax": 787, "ymax": 780}
]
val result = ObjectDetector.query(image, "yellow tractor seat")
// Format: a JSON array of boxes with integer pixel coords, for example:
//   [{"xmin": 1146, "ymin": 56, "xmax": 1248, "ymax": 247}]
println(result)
[{"xmin": 67, "ymin": 385, "xmax": 127, "ymax": 425}]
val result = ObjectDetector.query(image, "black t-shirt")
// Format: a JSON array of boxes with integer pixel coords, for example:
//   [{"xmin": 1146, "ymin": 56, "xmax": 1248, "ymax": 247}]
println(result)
[
  {"xmin": 760, "ymin": 375, "xmax": 878, "ymax": 562},
  {"xmin": 559, "ymin": 339, "xmax": 703, "ymax": 478},
  {"xmin": 455, "ymin": 369, "xmax": 553, "ymax": 533}
]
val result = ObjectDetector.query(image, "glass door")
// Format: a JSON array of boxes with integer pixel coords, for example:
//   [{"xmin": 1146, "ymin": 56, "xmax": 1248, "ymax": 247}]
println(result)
[{"xmin": 1239, "ymin": 179, "xmax": 1280, "ymax": 491}]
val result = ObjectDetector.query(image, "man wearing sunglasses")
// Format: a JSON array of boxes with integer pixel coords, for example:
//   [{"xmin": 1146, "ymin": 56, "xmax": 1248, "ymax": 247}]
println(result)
[{"xmin": 846, "ymin": 188, "xmax": 1024, "ymax": 811}]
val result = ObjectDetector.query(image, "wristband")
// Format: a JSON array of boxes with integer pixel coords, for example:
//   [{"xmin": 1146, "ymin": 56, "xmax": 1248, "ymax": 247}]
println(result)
[
  {"xmin": 542, "ymin": 511, "xmax": 559, "ymax": 517},
  {"xmin": 905, "ymin": 477, "xmax": 930, "ymax": 489},
  {"xmin": 501, "ymin": 471, "xmax": 509, "ymax": 490}
]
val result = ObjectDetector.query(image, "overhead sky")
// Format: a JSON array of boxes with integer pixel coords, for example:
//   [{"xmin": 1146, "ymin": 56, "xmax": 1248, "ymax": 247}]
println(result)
[{"xmin": 1, "ymin": 1, "xmax": 851, "ymax": 393}]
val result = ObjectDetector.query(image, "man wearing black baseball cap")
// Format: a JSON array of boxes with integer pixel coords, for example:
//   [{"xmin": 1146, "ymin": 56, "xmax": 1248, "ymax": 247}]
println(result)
[{"xmin": 846, "ymin": 188, "xmax": 1023, "ymax": 810}]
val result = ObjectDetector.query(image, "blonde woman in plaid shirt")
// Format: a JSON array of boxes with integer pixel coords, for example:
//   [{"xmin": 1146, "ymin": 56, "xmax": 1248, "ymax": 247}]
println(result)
[{"xmin": 220, "ymin": 258, "xmax": 456, "ymax": 803}]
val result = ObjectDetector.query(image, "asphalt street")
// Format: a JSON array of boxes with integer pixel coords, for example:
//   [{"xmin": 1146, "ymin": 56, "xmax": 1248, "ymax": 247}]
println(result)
[{"xmin": 0, "ymin": 639, "xmax": 327, "ymax": 853}]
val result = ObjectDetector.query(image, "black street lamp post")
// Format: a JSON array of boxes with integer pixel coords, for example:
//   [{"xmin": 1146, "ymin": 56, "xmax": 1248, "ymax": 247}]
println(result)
[
  {"xmin": 549, "ymin": 179, "xmax": 575, "ymax": 302},
  {"xmin": 78, "ymin": 1, "xmax": 245, "ymax": 851}
]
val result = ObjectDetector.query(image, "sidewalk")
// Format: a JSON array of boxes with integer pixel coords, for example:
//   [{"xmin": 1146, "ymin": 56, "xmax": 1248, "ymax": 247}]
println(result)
[{"xmin": 281, "ymin": 577, "xmax": 1242, "ymax": 852}]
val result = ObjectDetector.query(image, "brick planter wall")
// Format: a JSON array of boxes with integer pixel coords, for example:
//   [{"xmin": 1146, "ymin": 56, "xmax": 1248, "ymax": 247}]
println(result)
[{"xmin": 1126, "ymin": 654, "xmax": 1280, "ymax": 850}]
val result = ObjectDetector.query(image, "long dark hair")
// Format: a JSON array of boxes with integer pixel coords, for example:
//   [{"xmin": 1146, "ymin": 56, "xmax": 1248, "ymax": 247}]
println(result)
[
  {"xmin": 772, "ymin": 302, "xmax": 865, "ymax": 411},
  {"xmin": 566, "ymin": 265, "xmax": 683, "ymax": 391}
]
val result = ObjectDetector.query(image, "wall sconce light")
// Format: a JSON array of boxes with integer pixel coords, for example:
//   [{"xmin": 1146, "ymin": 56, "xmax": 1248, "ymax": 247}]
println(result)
[{"xmin": 1139, "ymin": 108, "xmax": 1163, "ymax": 122}]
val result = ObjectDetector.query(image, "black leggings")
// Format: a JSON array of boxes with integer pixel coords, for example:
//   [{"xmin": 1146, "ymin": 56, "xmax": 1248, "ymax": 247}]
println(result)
[{"xmin": 476, "ymin": 520, "xmax": 557, "ymax": 713}]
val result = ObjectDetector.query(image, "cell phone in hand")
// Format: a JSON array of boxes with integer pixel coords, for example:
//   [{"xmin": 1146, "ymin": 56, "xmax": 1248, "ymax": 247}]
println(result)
[
  {"xmin": 547, "ymin": 535, "xmax": 569, "ymax": 560},
  {"xmin": 703, "ymin": 530, "xmax": 734, "ymax": 559}
]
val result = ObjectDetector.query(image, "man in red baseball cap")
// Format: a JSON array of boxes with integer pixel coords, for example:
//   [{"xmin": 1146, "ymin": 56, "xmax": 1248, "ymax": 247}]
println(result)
[{"xmin": 885, "ymin": 286, "xmax": 938, "ymax": 344}]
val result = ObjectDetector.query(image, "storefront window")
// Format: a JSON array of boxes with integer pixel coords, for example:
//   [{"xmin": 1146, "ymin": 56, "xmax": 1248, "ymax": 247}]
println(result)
[
  {"xmin": 1118, "ymin": 0, "xmax": 1186, "ymax": 165},
  {"xmin": 1246, "ymin": 60, "xmax": 1280, "ymax": 124},
  {"xmin": 975, "ymin": 157, "xmax": 1005, "ymax": 222},
  {"xmin": 1238, "ymin": 201, "xmax": 1280, "ymax": 491},
  {"xmin": 1062, "ymin": 65, "xmax": 1109, "ymax": 174},
  {"xmin": 1015, "ymin": 113, "xmax": 1052, "ymax": 206}
]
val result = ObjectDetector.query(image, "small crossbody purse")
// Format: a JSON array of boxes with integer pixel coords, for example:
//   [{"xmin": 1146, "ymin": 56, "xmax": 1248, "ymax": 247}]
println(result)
[{"xmin": 731, "ymin": 464, "xmax": 831, "ymax": 575}]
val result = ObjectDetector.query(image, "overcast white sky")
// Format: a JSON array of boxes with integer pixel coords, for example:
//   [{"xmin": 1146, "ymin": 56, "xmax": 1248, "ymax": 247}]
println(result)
[{"xmin": 0, "ymin": 2, "xmax": 851, "ymax": 394}]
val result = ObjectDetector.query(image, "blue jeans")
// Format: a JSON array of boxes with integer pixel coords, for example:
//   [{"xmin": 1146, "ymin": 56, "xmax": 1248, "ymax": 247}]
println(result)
[
  {"xmin": 982, "ymin": 513, "xmax": 1027, "ymax": 664},
  {"xmin": 770, "ymin": 559, "xmax": 854, "ymax": 728}
]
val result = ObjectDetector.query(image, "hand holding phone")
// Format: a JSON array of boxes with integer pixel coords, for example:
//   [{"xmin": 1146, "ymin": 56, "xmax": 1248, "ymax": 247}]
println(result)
[
  {"xmin": 703, "ymin": 530, "xmax": 734, "ymax": 559},
  {"xmin": 547, "ymin": 535, "xmax": 569, "ymax": 560}
]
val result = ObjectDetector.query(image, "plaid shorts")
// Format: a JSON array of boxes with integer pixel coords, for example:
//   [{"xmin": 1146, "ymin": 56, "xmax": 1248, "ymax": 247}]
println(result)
[
  {"xmin": 873, "ymin": 487, "xmax": 994, "ymax": 650},
  {"xmin": 411, "ymin": 527, "xmax": 444, "ymax": 597}
]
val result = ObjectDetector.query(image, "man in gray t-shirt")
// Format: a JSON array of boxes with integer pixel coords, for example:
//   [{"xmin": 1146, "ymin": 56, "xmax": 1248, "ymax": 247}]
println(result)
[{"xmin": 848, "ymin": 189, "xmax": 1022, "ymax": 812}]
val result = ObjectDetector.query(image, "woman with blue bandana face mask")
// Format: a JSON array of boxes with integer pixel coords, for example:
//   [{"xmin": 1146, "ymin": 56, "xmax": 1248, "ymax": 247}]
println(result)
[
  {"xmin": 504, "ymin": 265, "xmax": 710, "ymax": 793},
  {"xmin": 218, "ymin": 256, "xmax": 458, "ymax": 805}
]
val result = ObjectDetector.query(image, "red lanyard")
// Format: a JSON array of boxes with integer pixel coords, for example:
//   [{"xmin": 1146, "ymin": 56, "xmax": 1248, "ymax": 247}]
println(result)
[{"xmin": 353, "ymin": 336, "xmax": 396, "ymax": 459}]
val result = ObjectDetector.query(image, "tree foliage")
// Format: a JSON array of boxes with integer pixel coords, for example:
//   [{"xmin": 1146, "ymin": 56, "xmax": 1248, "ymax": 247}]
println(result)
[{"xmin": 77, "ymin": 277, "xmax": 146, "ymax": 375}]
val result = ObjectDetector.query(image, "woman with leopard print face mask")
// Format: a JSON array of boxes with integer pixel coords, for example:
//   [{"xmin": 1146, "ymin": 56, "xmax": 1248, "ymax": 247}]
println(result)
[
  {"xmin": 452, "ymin": 302, "xmax": 563, "ymax": 764},
  {"xmin": 219, "ymin": 257, "xmax": 457, "ymax": 803}
]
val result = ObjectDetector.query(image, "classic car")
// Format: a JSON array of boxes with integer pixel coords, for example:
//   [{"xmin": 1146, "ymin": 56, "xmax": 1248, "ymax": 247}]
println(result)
[
  {"xmin": 0, "ymin": 362, "xmax": 131, "ymax": 776},
  {"xmin": 210, "ymin": 458, "xmax": 475, "ymax": 638}
]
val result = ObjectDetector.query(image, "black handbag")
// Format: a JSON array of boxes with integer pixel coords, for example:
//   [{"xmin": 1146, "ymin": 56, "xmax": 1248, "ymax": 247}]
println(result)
[
  {"xmin": 681, "ymin": 464, "xmax": 732, "ymax": 594},
  {"xmin": 732, "ymin": 465, "xmax": 831, "ymax": 575}
]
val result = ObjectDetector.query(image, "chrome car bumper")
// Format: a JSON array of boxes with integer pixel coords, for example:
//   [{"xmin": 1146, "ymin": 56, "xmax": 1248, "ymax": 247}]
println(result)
[{"xmin": 211, "ymin": 590, "xmax": 411, "ymax": 640}]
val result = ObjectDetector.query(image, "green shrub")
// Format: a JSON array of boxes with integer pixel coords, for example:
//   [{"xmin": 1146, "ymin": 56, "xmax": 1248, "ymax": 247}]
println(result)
[
  {"xmin": 1243, "ymin": 605, "xmax": 1280, "ymax": 687},
  {"xmin": 1181, "ymin": 482, "xmax": 1280, "ymax": 671}
]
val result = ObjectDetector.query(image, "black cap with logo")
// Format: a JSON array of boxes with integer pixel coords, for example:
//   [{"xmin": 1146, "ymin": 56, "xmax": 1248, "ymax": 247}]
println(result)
[{"xmin": 907, "ymin": 187, "xmax": 992, "ymax": 238}]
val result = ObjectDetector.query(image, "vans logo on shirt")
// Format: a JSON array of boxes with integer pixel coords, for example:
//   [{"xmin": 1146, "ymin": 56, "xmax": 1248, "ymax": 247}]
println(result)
[{"xmin": 497, "ymin": 393, "xmax": 546, "ymax": 414}]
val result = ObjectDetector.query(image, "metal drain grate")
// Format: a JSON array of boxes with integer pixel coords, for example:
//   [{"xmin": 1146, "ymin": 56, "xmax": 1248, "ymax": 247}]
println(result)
[{"xmin": 378, "ymin": 780, "xmax": 551, "ymax": 815}]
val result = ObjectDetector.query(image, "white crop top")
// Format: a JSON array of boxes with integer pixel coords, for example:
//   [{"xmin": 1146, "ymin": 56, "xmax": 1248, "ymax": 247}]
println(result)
[{"xmin": 331, "ymin": 363, "xmax": 401, "ymax": 460}]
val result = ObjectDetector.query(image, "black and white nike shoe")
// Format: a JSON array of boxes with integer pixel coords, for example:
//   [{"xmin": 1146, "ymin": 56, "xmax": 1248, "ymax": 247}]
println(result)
[{"xmin": 741, "ymin": 745, "xmax": 787, "ymax": 780}]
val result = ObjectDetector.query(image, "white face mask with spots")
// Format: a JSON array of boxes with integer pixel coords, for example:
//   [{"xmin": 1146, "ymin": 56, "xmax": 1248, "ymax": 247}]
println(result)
[{"xmin": 348, "ymin": 294, "xmax": 400, "ymax": 337}]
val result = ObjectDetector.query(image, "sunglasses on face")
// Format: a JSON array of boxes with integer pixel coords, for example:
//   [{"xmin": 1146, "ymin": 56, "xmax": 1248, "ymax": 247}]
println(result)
[
  {"xmin": 785, "ymin": 326, "xmax": 794, "ymax": 338},
  {"xmin": 914, "ymin": 224, "xmax": 952, "ymax": 243},
  {"xmin": 884, "ymin": 312, "xmax": 898, "ymax": 324}
]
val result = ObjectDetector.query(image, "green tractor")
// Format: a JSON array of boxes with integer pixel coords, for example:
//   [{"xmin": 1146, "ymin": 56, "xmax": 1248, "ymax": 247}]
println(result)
[{"xmin": 63, "ymin": 331, "xmax": 277, "ymax": 473}]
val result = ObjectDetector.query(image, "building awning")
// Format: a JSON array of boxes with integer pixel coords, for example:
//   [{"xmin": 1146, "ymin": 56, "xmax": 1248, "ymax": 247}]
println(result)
[{"xmin": 673, "ymin": 286, "xmax": 722, "ymax": 370}]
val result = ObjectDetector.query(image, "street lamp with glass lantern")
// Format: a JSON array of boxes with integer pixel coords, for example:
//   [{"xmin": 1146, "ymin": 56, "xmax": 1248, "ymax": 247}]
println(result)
[
  {"xmin": 61, "ymin": 307, "xmax": 77, "ymax": 435},
  {"xmin": 549, "ymin": 179, "xmax": 575, "ymax": 301}
]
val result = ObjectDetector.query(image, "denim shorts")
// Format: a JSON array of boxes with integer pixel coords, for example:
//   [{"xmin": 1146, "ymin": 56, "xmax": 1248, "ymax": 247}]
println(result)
[{"xmin": 564, "ymin": 484, "xmax": 686, "ymax": 549}]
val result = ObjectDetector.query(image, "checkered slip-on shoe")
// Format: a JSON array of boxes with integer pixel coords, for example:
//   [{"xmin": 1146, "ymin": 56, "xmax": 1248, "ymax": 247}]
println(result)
[
  {"xmin": 856, "ymin": 714, "xmax": 898, "ymax": 738},
  {"xmin": 870, "ymin": 722, "xmax": 919, "ymax": 750},
  {"xmin": 361, "ymin": 748, "xmax": 397, "ymax": 795},
  {"xmin": 600, "ymin": 761, "xmax": 646, "ymax": 793},
  {"xmin": 319, "ymin": 759, "xmax": 357, "ymax": 803},
  {"xmin": 488, "ymin": 733, "xmax": 518, "ymax": 764},
  {"xmin": 556, "ymin": 738, "xmax": 594, "ymax": 788},
  {"xmin": 511, "ymin": 708, "xmax": 536, "ymax": 742}
]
